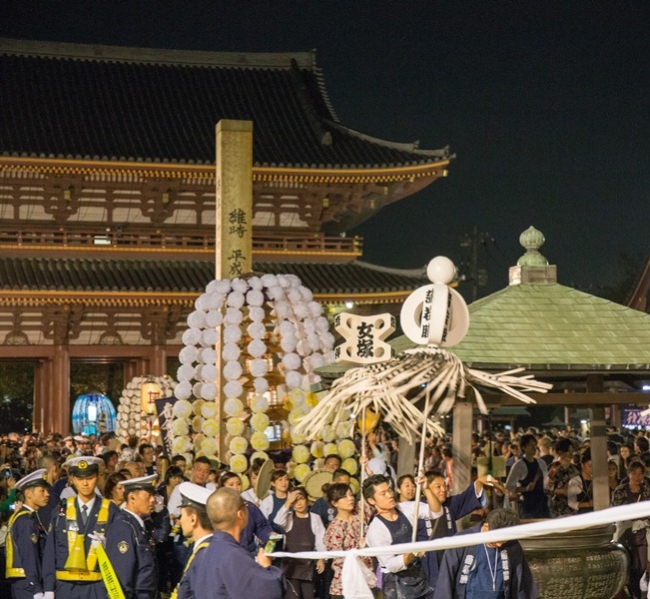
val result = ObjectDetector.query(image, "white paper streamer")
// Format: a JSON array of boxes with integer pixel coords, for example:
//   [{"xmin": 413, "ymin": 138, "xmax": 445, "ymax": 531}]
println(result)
[{"xmin": 270, "ymin": 501, "xmax": 650, "ymax": 598}]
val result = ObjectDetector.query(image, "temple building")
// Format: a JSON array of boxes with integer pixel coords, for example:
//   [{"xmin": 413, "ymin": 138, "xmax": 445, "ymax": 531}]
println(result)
[{"xmin": 0, "ymin": 38, "xmax": 452, "ymax": 432}]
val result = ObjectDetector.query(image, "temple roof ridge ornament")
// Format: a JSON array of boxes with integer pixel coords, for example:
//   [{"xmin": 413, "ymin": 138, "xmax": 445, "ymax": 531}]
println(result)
[{"xmin": 509, "ymin": 226, "xmax": 557, "ymax": 286}]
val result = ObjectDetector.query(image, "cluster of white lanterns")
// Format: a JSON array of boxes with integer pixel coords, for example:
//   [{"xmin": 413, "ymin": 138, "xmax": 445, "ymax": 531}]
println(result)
[
  {"xmin": 116, "ymin": 375, "xmax": 176, "ymax": 440},
  {"xmin": 175, "ymin": 273, "xmax": 343, "ymax": 473}
]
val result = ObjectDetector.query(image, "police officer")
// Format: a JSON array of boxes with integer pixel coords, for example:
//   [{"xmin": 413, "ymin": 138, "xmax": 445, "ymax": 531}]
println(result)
[
  {"xmin": 172, "ymin": 482, "xmax": 213, "ymax": 599},
  {"xmin": 5, "ymin": 469, "xmax": 51, "ymax": 599},
  {"xmin": 42, "ymin": 456, "xmax": 119, "ymax": 599},
  {"xmin": 192, "ymin": 487, "xmax": 285, "ymax": 599},
  {"xmin": 105, "ymin": 474, "xmax": 159, "ymax": 598}
]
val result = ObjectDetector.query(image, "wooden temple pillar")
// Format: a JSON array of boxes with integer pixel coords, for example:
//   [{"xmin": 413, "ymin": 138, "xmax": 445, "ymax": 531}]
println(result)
[
  {"xmin": 149, "ymin": 345, "xmax": 167, "ymax": 377},
  {"xmin": 123, "ymin": 360, "xmax": 140, "ymax": 384},
  {"xmin": 33, "ymin": 359, "xmax": 50, "ymax": 433},
  {"xmin": 588, "ymin": 375, "xmax": 610, "ymax": 510},
  {"xmin": 452, "ymin": 399, "xmax": 473, "ymax": 495},
  {"xmin": 50, "ymin": 345, "xmax": 71, "ymax": 435}
]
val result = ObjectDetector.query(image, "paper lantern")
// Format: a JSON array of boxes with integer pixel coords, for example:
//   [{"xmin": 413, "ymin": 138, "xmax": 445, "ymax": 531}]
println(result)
[
  {"xmin": 250, "ymin": 432, "xmax": 270, "ymax": 452},
  {"xmin": 230, "ymin": 454, "xmax": 248, "ymax": 473},
  {"xmin": 294, "ymin": 464, "xmax": 311, "ymax": 483},
  {"xmin": 337, "ymin": 439, "xmax": 356, "ymax": 459},
  {"xmin": 341, "ymin": 457, "xmax": 358, "ymax": 476},
  {"xmin": 140, "ymin": 380, "xmax": 161, "ymax": 415},
  {"xmin": 229, "ymin": 436, "xmax": 249, "ymax": 455}
]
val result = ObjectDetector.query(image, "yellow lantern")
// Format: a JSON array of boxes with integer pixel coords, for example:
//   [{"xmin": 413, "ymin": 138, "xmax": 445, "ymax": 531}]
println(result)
[
  {"xmin": 141, "ymin": 378, "xmax": 161, "ymax": 415},
  {"xmin": 356, "ymin": 408, "xmax": 380, "ymax": 435}
]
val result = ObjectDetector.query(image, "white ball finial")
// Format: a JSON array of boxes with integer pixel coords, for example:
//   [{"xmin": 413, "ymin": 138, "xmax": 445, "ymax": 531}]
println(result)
[{"xmin": 426, "ymin": 256, "xmax": 456, "ymax": 285}]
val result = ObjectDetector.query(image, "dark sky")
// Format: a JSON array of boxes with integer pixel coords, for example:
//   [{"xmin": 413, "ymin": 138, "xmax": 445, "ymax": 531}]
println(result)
[{"xmin": 4, "ymin": 1, "xmax": 649, "ymax": 296}]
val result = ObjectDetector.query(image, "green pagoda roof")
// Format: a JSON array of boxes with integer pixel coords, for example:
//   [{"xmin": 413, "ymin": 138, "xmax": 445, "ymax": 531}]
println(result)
[
  {"xmin": 448, "ymin": 282, "xmax": 650, "ymax": 370},
  {"xmin": 319, "ymin": 227, "xmax": 650, "ymax": 378}
]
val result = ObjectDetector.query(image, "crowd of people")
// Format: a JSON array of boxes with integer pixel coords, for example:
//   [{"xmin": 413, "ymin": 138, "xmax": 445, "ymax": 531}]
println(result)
[{"xmin": 0, "ymin": 423, "xmax": 648, "ymax": 598}]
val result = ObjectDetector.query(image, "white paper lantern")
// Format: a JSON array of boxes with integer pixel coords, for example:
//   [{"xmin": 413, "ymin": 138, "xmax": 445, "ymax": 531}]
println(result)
[
  {"xmin": 226, "ymin": 291, "xmax": 245, "ymax": 308},
  {"xmin": 223, "ymin": 380, "xmax": 243, "ymax": 399},
  {"xmin": 282, "ymin": 353, "xmax": 302, "ymax": 371},
  {"xmin": 292, "ymin": 445, "xmax": 310, "ymax": 464},
  {"xmin": 224, "ymin": 307, "xmax": 244, "ymax": 325},
  {"xmin": 175, "ymin": 381, "xmax": 192, "ymax": 400},
  {"xmin": 224, "ymin": 398, "xmax": 244, "ymax": 417},
  {"xmin": 294, "ymin": 464, "xmax": 311, "ymax": 483},
  {"xmin": 310, "ymin": 441, "xmax": 324, "ymax": 458},
  {"xmin": 195, "ymin": 294, "xmax": 209, "ymax": 311},
  {"xmin": 250, "ymin": 394, "xmax": 269, "ymax": 413},
  {"xmin": 285, "ymin": 370, "xmax": 302, "ymax": 389},
  {"xmin": 201, "ymin": 418, "xmax": 219, "ymax": 437},
  {"xmin": 182, "ymin": 328, "xmax": 202, "ymax": 346},
  {"xmin": 338, "ymin": 439, "xmax": 356, "ymax": 459},
  {"xmin": 201, "ymin": 329, "xmax": 218, "ymax": 347},
  {"xmin": 253, "ymin": 377, "xmax": 269, "ymax": 394},
  {"xmin": 250, "ymin": 432, "xmax": 270, "ymax": 451},
  {"xmin": 199, "ymin": 348, "xmax": 218, "ymax": 365},
  {"xmin": 250, "ymin": 412, "xmax": 270, "ymax": 431},
  {"xmin": 321, "ymin": 425, "xmax": 336, "ymax": 443},
  {"xmin": 249, "ymin": 359, "xmax": 268, "ymax": 378},
  {"xmin": 172, "ymin": 400, "xmax": 193, "ymax": 419},
  {"xmin": 226, "ymin": 418, "xmax": 245, "ymax": 436},
  {"xmin": 201, "ymin": 402, "xmax": 217, "ymax": 418},
  {"xmin": 229, "ymin": 436, "xmax": 249, "ymax": 455},
  {"xmin": 250, "ymin": 451, "xmax": 269, "ymax": 464},
  {"xmin": 247, "ymin": 322, "xmax": 266, "ymax": 340},
  {"xmin": 246, "ymin": 289, "xmax": 265, "ymax": 306},
  {"xmin": 187, "ymin": 310, "xmax": 206, "ymax": 329},
  {"xmin": 342, "ymin": 458, "xmax": 358, "ymax": 476},
  {"xmin": 247, "ymin": 339, "xmax": 267, "ymax": 358},
  {"xmin": 179, "ymin": 346, "xmax": 199, "ymax": 364},
  {"xmin": 230, "ymin": 454, "xmax": 248, "ymax": 473},
  {"xmin": 201, "ymin": 437, "xmax": 218, "ymax": 456},
  {"xmin": 200, "ymin": 364, "xmax": 218, "ymax": 382},
  {"xmin": 200, "ymin": 383, "xmax": 217, "ymax": 400},
  {"xmin": 323, "ymin": 442, "xmax": 338, "ymax": 456},
  {"xmin": 172, "ymin": 419, "xmax": 189, "ymax": 437},
  {"xmin": 223, "ymin": 325, "xmax": 242, "ymax": 343},
  {"xmin": 222, "ymin": 343, "xmax": 240, "ymax": 362},
  {"xmin": 249, "ymin": 306, "xmax": 265, "ymax": 322}
]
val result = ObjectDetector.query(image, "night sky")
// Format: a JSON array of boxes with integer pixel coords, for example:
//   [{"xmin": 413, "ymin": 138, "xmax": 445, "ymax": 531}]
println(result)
[{"xmin": 4, "ymin": 1, "xmax": 649, "ymax": 297}]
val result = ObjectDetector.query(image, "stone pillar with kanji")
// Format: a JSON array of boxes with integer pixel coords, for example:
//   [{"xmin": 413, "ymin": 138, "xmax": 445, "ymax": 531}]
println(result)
[{"xmin": 215, "ymin": 120, "xmax": 253, "ymax": 459}]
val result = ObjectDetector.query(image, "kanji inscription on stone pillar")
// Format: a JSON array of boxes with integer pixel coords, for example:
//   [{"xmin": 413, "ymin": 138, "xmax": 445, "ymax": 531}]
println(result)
[{"xmin": 216, "ymin": 120, "xmax": 253, "ymax": 279}]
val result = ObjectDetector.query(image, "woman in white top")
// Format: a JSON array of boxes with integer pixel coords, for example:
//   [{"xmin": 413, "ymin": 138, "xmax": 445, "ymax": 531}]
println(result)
[{"xmin": 273, "ymin": 487, "xmax": 326, "ymax": 599}]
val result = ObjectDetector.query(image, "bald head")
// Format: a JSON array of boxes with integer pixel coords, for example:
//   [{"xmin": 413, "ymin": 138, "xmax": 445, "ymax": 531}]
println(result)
[{"xmin": 207, "ymin": 487, "xmax": 246, "ymax": 531}]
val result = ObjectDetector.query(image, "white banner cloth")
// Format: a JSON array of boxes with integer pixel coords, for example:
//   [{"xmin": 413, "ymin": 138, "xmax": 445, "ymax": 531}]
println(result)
[{"xmin": 270, "ymin": 501, "xmax": 650, "ymax": 598}]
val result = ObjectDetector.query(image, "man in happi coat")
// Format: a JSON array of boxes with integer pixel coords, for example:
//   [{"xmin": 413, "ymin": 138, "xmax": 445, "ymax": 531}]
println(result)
[{"xmin": 433, "ymin": 508, "xmax": 539, "ymax": 599}]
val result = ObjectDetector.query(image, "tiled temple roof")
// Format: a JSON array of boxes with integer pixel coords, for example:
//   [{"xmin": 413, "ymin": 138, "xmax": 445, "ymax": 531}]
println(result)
[
  {"xmin": 0, "ymin": 38, "xmax": 451, "ymax": 169},
  {"xmin": 0, "ymin": 257, "xmax": 426, "ymax": 299}
]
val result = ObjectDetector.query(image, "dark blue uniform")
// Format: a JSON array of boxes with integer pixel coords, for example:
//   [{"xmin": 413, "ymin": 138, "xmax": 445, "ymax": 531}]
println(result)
[
  {"xmin": 175, "ymin": 534, "xmax": 212, "ymax": 599},
  {"xmin": 105, "ymin": 509, "xmax": 158, "ymax": 599},
  {"xmin": 6, "ymin": 507, "xmax": 47, "ymax": 599},
  {"xmin": 239, "ymin": 501, "xmax": 273, "ymax": 555},
  {"xmin": 192, "ymin": 530, "xmax": 285, "ymax": 599},
  {"xmin": 43, "ymin": 497, "xmax": 119, "ymax": 599}
]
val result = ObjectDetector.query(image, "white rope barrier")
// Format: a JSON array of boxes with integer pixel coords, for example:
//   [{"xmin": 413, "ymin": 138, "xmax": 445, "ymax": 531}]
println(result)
[{"xmin": 270, "ymin": 501, "xmax": 650, "ymax": 598}]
